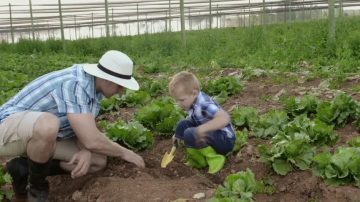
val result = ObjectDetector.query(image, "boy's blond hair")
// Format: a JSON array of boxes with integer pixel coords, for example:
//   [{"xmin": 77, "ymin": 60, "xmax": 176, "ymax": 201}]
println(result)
[{"xmin": 169, "ymin": 71, "xmax": 200, "ymax": 96}]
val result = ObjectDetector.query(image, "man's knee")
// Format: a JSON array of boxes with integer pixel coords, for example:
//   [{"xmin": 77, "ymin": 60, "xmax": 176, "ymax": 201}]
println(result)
[{"xmin": 33, "ymin": 113, "xmax": 59, "ymax": 142}]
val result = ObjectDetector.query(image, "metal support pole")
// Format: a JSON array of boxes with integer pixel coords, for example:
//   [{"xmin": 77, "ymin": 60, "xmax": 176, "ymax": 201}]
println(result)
[
  {"xmin": 209, "ymin": 0, "xmax": 212, "ymax": 29},
  {"xmin": 137, "ymin": 4, "xmax": 140, "ymax": 35},
  {"xmin": 105, "ymin": 0, "xmax": 110, "ymax": 38},
  {"xmin": 339, "ymin": 0, "xmax": 343, "ymax": 17},
  {"xmin": 74, "ymin": 15, "xmax": 77, "ymax": 40},
  {"xmin": 289, "ymin": 0, "xmax": 292, "ymax": 22},
  {"xmin": 199, "ymin": 12, "xmax": 201, "ymax": 30},
  {"xmin": 188, "ymin": 7, "xmax": 191, "ymax": 30},
  {"xmin": 165, "ymin": 11, "xmax": 168, "ymax": 32},
  {"xmin": 262, "ymin": 0, "xmax": 265, "ymax": 25},
  {"xmin": 112, "ymin": 8, "xmax": 114, "ymax": 36},
  {"xmin": 128, "ymin": 17, "xmax": 131, "ymax": 35},
  {"xmin": 217, "ymin": 4, "xmax": 219, "ymax": 28},
  {"xmin": 284, "ymin": 0, "xmax": 287, "ymax": 23},
  {"xmin": 8, "ymin": 3, "xmax": 14, "ymax": 43},
  {"xmin": 58, "ymin": 0, "xmax": 64, "ymax": 40},
  {"xmin": 180, "ymin": 0, "xmax": 186, "ymax": 47},
  {"xmin": 91, "ymin": 12, "xmax": 94, "ymax": 38},
  {"xmin": 328, "ymin": 0, "xmax": 335, "ymax": 43},
  {"xmin": 168, "ymin": 0, "xmax": 171, "ymax": 32},
  {"xmin": 145, "ymin": 14, "xmax": 148, "ymax": 33},
  {"xmin": 47, "ymin": 21, "xmax": 50, "ymax": 39},
  {"xmin": 29, "ymin": 0, "xmax": 35, "ymax": 40},
  {"xmin": 302, "ymin": 0, "xmax": 305, "ymax": 21},
  {"xmin": 248, "ymin": 0, "xmax": 251, "ymax": 26},
  {"xmin": 151, "ymin": 20, "xmax": 153, "ymax": 34}
]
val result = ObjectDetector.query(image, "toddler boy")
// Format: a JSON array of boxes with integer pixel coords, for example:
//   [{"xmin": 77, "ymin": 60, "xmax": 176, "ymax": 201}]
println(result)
[{"xmin": 168, "ymin": 71, "xmax": 236, "ymax": 174}]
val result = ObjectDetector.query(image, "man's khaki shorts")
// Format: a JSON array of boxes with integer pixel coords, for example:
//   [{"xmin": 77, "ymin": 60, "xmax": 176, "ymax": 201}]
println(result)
[{"xmin": 0, "ymin": 111, "xmax": 80, "ymax": 161}]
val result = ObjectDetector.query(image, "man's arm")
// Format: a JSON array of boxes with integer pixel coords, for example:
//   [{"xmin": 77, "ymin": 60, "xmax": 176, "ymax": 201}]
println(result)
[{"xmin": 67, "ymin": 113, "xmax": 145, "ymax": 168}]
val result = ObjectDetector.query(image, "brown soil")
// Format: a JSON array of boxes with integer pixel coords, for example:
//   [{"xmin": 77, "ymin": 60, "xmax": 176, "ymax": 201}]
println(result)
[{"xmin": 7, "ymin": 71, "xmax": 360, "ymax": 202}]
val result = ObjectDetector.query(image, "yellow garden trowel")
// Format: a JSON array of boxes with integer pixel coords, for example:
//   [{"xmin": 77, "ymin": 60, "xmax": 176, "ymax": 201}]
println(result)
[{"xmin": 161, "ymin": 139, "xmax": 178, "ymax": 168}]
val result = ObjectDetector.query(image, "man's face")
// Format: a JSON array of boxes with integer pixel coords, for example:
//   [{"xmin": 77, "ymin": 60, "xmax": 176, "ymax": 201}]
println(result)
[{"xmin": 102, "ymin": 81, "xmax": 125, "ymax": 98}]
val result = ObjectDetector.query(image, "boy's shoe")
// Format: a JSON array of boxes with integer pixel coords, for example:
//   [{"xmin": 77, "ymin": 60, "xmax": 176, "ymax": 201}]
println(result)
[
  {"xmin": 199, "ymin": 146, "xmax": 226, "ymax": 174},
  {"xmin": 185, "ymin": 148, "xmax": 207, "ymax": 169},
  {"xmin": 5, "ymin": 157, "xmax": 29, "ymax": 200}
]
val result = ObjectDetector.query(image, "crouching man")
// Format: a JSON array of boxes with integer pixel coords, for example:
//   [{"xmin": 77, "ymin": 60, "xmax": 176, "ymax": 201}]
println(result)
[{"xmin": 0, "ymin": 50, "xmax": 145, "ymax": 201}]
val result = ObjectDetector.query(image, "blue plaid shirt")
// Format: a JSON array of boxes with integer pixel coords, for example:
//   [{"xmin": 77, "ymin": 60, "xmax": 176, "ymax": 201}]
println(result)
[
  {"xmin": 188, "ymin": 91, "xmax": 235, "ymax": 139},
  {"xmin": 0, "ymin": 64, "xmax": 103, "ymax": 139}
]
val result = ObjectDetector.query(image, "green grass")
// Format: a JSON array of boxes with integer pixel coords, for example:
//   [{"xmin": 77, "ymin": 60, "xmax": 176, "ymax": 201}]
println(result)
[
  {"xmin": 1, "ymin": 16, "xmax": 360, "ymax": 104},
  {"xmin": 352, "ymin": 85, "xmax": 360, "ymax": 93},
  {"xmin": 0, "ymin": 16, "xmax": 360, "ymax": 73}
]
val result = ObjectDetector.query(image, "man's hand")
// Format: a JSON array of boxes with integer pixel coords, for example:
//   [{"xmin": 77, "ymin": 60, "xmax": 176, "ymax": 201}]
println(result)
[
  {"xmin": 67, "ymin": 149, "xmax": 92, "ymax": 179},
  {"xmin": 68, "ymin": 113, "xmax": 145, "ymax": 168},
  {"xmin": 121, "ymin": 149, "xmax": 145, "ymax": 168}
]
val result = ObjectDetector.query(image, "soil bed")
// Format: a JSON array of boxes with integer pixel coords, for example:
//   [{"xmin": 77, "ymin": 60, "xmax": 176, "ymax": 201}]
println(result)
[{"xmin": 33, "ymin": 73, "xmax": 360, "ymax": 201}]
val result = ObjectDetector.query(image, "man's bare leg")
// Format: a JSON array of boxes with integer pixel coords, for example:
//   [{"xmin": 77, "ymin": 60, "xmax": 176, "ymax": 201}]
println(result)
[{"xmin": 26, "ymin": 113, "xmax": 59, "ymax": 202}]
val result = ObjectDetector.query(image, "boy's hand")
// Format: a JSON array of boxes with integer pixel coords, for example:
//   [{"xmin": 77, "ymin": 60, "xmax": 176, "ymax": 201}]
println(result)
[
  {"xmin": 172, "ymin": 134, "xmax": 180, "ymax": 146},
  {"xmin": 196, "ymin": 127, "xmax": 208, "ymax": 145}
]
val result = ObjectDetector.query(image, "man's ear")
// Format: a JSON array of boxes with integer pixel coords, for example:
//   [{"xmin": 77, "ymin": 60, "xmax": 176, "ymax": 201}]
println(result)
[{"xmin": 192, "ymin": 88, "xmax": 199, "ymax": 96}]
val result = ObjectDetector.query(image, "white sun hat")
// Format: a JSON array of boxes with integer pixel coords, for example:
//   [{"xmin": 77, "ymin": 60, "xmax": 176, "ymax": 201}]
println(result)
[{"xmin": 83, "ymin": 50, "xmax": 139, "ymax": 90}]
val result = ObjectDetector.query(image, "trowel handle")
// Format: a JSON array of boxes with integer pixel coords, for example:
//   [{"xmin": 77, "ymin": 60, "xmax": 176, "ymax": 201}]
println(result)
[
  {"xmin": 172, "ymin": 136, "xmax": 179, "ymax": 148},
  {"xmin": 169, "ymin": 146, "xmax": 177, "ymax": 155}
]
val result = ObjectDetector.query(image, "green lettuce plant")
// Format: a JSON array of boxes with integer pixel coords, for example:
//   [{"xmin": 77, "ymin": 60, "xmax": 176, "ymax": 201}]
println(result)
[
  {"xmin": 231, "ymin": 106, "xmax": 259, "ymax": 130},
  {"xmin": 135, "ymin": 97, "xmax": 185, "ymax": 136},
  {"xmin": 313, "ymin": 147, "xmax": 360, "ymax": 187},
  {"xmin": 0, "ymin": 166, "xmax": 13, "ymax": 201},
  {"xmin": 100, "ymin": 120, "xmax": 154, "ymax": 151},
  {"xmin": 316, "ymin": 92, "xmax": 359, "ymax": 127},
  {"xmin": 209, "ymin": 169, "xmax": 275, "ymax": 202}
]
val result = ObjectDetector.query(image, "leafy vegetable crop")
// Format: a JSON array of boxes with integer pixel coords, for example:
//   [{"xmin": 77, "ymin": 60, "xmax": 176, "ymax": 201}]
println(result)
[
  {"xmin": 101, "ymin": 90, "xmax": 151, "ymax": 112},
  {"xmin": 100, "ymin": 120, "xmax": 154, "ymax": 151},
  {"xmin": 283, "ymin": 94, "xmax": 320, "ymax": 117},
  {"xmin": 209, "ymin": 169, "xmax": 275, "ymax": 202},
  {"xmin": 231, "ymin": 106, "xmax": 259, "ymax": 130},
  {"xmin": 204, "ymin": 76, "xmax": 244, "ymax": 97},
  {"xmin": 316, "ymin": 92, "xmax": 359, "ymax": 127},
  {"xmin": 252, "ymin": 110, "xmax": 288, "ymax": 138},
  {"xmin": 259, "ymin": 114, "xmax": 338, "ymax": 175},
  {"xmin": 135, "ymin": 97, "xmax": 185, "ymax": 136},
  {"xmin": 232, "ymin": 130, "xmax": 249, "ymax": 153},
  {"xmin": 0, "ymin": 166, "xmax": 13, "ymax": 201},
  {"xmin": 313, "ymin": 147, "xmax": 360, "ymax": 187}
]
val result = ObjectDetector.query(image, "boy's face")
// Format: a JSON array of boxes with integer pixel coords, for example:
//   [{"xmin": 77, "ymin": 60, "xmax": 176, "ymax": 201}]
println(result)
[{"xmin": 172, "ymin": 87, "xmax": 198, "ymax": 110}]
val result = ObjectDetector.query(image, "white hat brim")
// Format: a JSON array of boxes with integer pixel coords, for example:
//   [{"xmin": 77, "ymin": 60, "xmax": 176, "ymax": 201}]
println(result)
[{"xmin": 83, "ymin": 64, "xmax": 139, "ymax": 91}]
